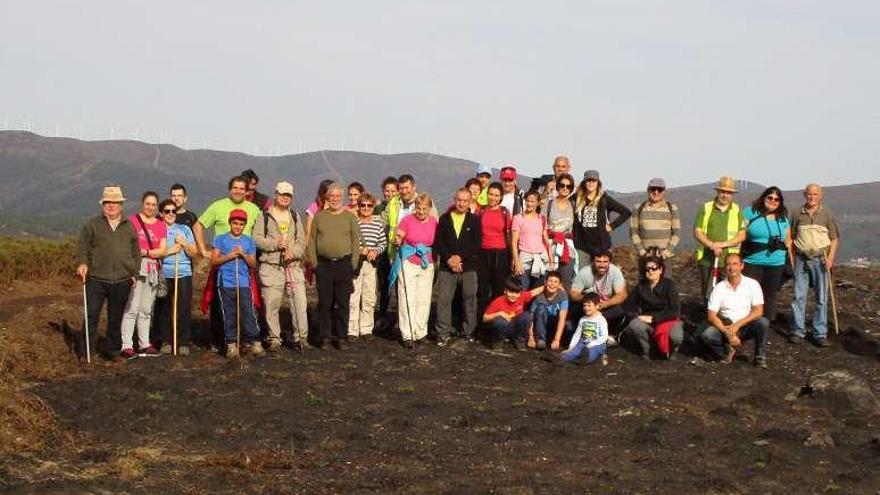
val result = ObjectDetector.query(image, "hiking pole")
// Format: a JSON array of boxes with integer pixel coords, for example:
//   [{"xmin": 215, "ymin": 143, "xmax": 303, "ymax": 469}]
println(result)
[
  {"xmin": 173, "ymin": 252, "xmax": 179, "ymax": 356},
  {"xmin": 82, "ymin": 281, "xmax": 91, "ymax": 364},
  {"xmin": 824, "ymin": 254, "xmax": 840, "ymax": 335},
  {"xmin": 398, "ymin": 251, "xmax": 416, "ymax": 350},
  {"xmin": 235, "ymin": 256, "xmax": 243, "ymax": 368}
]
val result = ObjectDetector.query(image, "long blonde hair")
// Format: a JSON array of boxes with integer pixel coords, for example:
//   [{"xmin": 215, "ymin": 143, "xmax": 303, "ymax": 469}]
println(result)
[{"xmin": 575, "ymin": 178, "xmax": 604, "ymax": 210}]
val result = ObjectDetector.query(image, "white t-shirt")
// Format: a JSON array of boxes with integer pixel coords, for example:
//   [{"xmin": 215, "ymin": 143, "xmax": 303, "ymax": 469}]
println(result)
[
  {"xmin": 708, "ymin": 276, "xmax": 764, "ymax": 322},
  {"xmin": 501, "ymin": 192, "xmax": 516, "ymax": 214}
]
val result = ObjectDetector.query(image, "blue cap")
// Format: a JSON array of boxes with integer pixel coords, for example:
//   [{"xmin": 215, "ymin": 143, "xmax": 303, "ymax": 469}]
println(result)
[{"xmin": 476, "ymin": 164, "xmax": 492, "ymax": 176}]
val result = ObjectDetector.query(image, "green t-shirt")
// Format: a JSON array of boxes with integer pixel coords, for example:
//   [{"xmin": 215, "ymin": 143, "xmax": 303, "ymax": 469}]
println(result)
[
  {"xmin": 198, "ymin": 198, "xmax": 262, "ymax": 236},
  {"xmin": 451, "ymin": 211, "xmax": 466, "ymax": 237}
]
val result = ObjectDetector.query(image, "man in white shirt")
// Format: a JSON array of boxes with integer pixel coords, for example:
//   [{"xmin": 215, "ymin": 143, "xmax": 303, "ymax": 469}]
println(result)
[{"xmin": 700, "ymin": 253, "xmax": 769, "ymax": 368}]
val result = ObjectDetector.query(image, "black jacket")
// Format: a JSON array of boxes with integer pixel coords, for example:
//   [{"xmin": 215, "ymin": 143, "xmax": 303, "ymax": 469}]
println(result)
[
  {"xmin": 435, "ymin": 210, "xmax": 482, "ymax": 272},
  {"xmin": 624, "ymin": 277, "xmax": 680, "ymax": 324},
  {"xmin": 571, "ymin": 193, "xmax": 631, "ymax": 255}
]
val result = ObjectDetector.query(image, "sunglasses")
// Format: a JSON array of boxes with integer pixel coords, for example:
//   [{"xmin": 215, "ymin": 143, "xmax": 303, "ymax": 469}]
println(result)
[
  {"xmin": 648, "ymin": 187, "xmax": 665, "ymax": 193},
  {"xmin": 358, "ymin": 203, "xmax": 374, "ymax": 208},
  {"xmin": 765, "ymin": 196, "xmax": 780, "ymax": 202},
  {"xmin": 557, "ymin": 182, "xmax": 572, "ymax": 190},
  {"xmin": 645, "ymin": 265, "xmax": 661, "ymax": 272},
  {"xmin": 162, "ymin": 209, "xmax": 177, "ymax": 214}
]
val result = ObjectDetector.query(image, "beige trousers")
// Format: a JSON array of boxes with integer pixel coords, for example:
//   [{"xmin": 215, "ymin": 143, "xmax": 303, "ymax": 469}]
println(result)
[
  {"xmin": 397, "ymin": 260, "xmax": 434, "ymax": 341},
  {"xmin": 348, "ymin": 260, "xmax": 378, "ymax": 336},
  {"xmin": 259, "ymin": 262, "xmax": 309, "ymax": 344}
]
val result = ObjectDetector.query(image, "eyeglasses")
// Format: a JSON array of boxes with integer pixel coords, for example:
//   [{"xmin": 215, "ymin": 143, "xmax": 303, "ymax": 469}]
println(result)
[
  {"xmin": 358, "ymin": 203, "xmax": 374, "ymax": 208},
  {"xmin": 645, "ymin": 265, "xmax": 660, "ymax": 272},
  {"xmin": 162, "ymin": 209, "xmax": 177, "ymax": 214},
  {"xmin": 557, "ymin": 182, "xmax": 572, "ymax": 190},
  {"xmin": 765, "ymin": 196, "xmax": 780, "ymax": 203},
  {"xmin": 648, "ymin": 187, "xmax": 665, "ymax": 193}
]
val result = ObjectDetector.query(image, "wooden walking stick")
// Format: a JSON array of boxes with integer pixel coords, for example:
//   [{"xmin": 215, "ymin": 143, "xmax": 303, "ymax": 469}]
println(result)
[
  {"xmin": 235, "ymin": 256, "xmax": 242, "ymax": 367},
  {"xmin": 824, "ymin": 254, "xmax": 840, "ymax": 335},
  {"xmin": 173, "ymin": 251, "xmax": 179, "ymax": 356},
  {"xmin": 82, "ymin": 281, "xmax": 91, "ymax": 364}
]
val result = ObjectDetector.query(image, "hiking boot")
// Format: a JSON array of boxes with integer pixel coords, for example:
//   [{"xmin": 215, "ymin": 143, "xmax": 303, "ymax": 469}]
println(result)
[
  {"xmin": 536, "ymin": 340, "xmax": 547, "ymax": 351},
  {"xmin": 267, "ymin": 341, "xmax": 282, "ymax": 353},
  {"xmin": 401, "ymin": 339, "xmax": 415, "ymax": 350},
  {"xmin": 293, "ymin": 340, "xmax": 310, "ymax": 351},
  {"xmin": 139, "ymin": 345, "xmax": 160, "ymax": 357},
  {"xmin": 334, "ymin": 339, "xmax": 347, "ymax": 351},
  {"xmin": 754, "ymin": 356, "xmax": 768, "ymax": 369},
  {"xmin": 512, "ymin": 340, "xmax": 527, "ymax": 352},
  {"xmin": 249, "ymin": 342, "xmax": 266, "ymax": 357},
  {"xmin": 226, "ymin": 343, "xmax": 239, "ymax": 359},
  {"xmin": 178, "ymin": 345, "xmax": 190, "ymax": 357},
  {"xmin": 815, "ymin": 338, "xmax": 831, "ymax": 348},
  {"xmin": 788, "ymin": 334, "xmax": 804, "ymax": 345},
  {"xmin": 160, "ymin": 344, "xmax": 173, "ymax": 355},
  {"xmin": 362, "ymin": 334, "xmax": 375, "ymax": 342},
  {"xmin": 120, "ymin": 348, "xmax": 137, "ymax": 360}
]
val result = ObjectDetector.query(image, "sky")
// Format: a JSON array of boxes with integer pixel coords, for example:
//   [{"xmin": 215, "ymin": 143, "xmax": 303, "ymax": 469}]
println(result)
[{"xmin": 1, "ymin": 1, "xmax": 878, "ymax": 192}]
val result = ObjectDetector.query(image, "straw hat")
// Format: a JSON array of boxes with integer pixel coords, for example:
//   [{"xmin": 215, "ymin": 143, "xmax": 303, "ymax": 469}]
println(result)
[
  {"xmin": 714, "ymin": 176, "xmax": 738, "ymax": 193},
  {"xmin": 99, "ymin": 186, "xmax": 127, "ymax": 204}
]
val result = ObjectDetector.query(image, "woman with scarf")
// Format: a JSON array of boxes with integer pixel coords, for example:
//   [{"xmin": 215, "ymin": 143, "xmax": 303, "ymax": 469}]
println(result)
[
  {"xmin": 543, "ymin": 172, "xmax": 577, "ymax": 288},
  {"xmin": 572, "ymin": 170, "xmax": 631, "ymax": 268},
  {"xmin": 389, "ymin": 193, "xmax": 438, "ymax": 348}
]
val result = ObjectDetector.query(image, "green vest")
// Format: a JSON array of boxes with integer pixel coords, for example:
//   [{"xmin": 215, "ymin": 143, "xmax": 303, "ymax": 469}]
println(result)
[
  {"xmin": 694, "ymin": 201, "xmax": 741, "ymax": 262},
  {"xmin": 386, "ymin": 195, "xmax": 401, "ymax": 260}
]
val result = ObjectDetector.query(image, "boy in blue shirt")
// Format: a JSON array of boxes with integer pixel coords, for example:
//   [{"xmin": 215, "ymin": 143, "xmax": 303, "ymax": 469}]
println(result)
[{"xmin": 211, "ymin": 209, "xmax": 263, "ymax": 358}]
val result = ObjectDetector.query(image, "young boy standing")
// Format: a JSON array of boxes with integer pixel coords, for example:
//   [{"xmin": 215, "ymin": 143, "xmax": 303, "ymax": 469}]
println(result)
[
  {"xmin": 482, "ymin": 275, "xmax": 544, "ymax": 349},
  {"xmin": 212, "ymin": 209, "xmax": 263, "ymax": 358},
  {"xmin": 561, "ymin": 292, "xmax": 608, "ymax": 364}
]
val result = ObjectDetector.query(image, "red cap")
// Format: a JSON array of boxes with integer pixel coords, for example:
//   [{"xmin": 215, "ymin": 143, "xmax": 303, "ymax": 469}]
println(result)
[
  {"xmin": 500, "ymin": 166, "xmax": 517, "ymax": 181},
  {"xmin": 228, "ymin": 208, "xmax": 248, "ymax": 222}
]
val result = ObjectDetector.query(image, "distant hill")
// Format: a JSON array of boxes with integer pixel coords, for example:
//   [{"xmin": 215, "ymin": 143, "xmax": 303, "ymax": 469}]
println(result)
[{"xmin": 1, "ymin": 131, "xmax": 877, "ymax": 261}]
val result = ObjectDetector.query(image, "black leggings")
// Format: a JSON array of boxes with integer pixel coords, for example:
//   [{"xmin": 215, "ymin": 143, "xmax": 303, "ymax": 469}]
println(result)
[
  {"xmin": 743, "ymin": 263, "xmax": 785, "ymax": 321},
  {"xmin": 315, "ymin": 258, "xmax": 354, "ymax": 341},
  {"xmin": 478, "ymin": 248, "xmax": 511, "ymax": 312}
]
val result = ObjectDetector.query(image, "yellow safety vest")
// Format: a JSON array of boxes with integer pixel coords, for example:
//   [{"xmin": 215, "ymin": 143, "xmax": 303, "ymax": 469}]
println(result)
[{"xmin": 694, "ymin": 201, "xmax": 740, "ymax": 262}]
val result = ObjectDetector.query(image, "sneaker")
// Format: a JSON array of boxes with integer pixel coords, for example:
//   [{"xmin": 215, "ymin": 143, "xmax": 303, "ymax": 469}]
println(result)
[
  {"xmin": 754, "ymin": 356, "xmax": 768, "ymax": 369},
  {"xmin": 513, "ymin": 340, "xmax": 528, "ymax": 352},
  {"xmin": 120, "ymin": 348, "xmax": 137, "ymax": 360},
  {"xmin": 815, "ymin": 338, "xmax": 831, "ymax": 348},
  {"xmin": 292, "ymin": 340, "xmax": 310, "ymax": 351},
  {"xmin": 536, "ymin": 340, "xmax": 547, "ymax": 351},
  {"xmin": 139, "ymin": 345, "xmax": 160, "ymax": 357},
  {"xmin": 160, "ymin": 344, "xmax": 173, "ymax": 355},
  {"xmin": 606, "ymin": 335, "xmax": 619, "ymax": 348},
  {"xmin": 226, "ymin": 343, "xmax": 239, "ymax": 359},
  {"xmin": 178, "ymin": 345, "xmax": 190, "ymax": 357},
  {"xmin": 249, "ymin": 342, "xmax": 266, "ymax": 357},
  {"xmin": 267, "ymin": 341, "xmax": 282, "ymax": 353},
  {"xmin": 436, "ymin": 337, "xmax": 450, "ymax": 347},
  {"xmin": 788, "ymin": 334, "xmax": 804, "ymax": 345}
]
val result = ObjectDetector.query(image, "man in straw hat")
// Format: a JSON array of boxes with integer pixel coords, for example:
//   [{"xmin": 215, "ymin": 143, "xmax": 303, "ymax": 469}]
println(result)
[
  {"xmin": 75, "ymin": 185, "xmax": 141, "ymax": 360},
  {"xmin": 693, "ymin": 176, "xmax": 746, "ymax": 304}
]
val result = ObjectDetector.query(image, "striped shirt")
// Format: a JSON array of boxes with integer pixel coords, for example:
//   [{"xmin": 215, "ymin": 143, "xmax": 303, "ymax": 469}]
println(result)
[
  {"xmin": 630, "ymin": 200, "xmax": 681, "ymax": 255},
  {"xmin": 358, "ymin": 215, "xmax": 388, "ymax": 254}
]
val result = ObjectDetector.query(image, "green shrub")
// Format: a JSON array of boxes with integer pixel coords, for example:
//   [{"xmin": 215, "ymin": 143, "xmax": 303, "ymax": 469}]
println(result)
[{"xmin": 0, "ymin": 237, "xmax": 77, "ymax": 284}]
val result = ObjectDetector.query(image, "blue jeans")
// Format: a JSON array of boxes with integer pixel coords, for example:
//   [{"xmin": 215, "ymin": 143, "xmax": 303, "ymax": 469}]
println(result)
[
  {"xmin": 791, "ymin": 255, "xmax": 828, "ymax": 339},
  {"xmin": 563, "ymin": 341, "xmax": 606, "ymax": 364},
  {"xmin": 219, "ymin": 287, "xmax": 260, "ymax": 345},
  {"xmin": 701, "ymin": 318, "xmax": 769, "ymax": 360},
  {"xmin": 532, "ymin": 303, "xmax": 565, "ymax": 342},
  {"xmin": 485, "ymin": 312, "xmax": 532, "ymax": 343}
]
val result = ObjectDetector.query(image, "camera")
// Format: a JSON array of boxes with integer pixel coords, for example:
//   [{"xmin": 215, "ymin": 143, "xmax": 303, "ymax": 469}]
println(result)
[{"xmin": 767, "ymin": 235, "xmax": 785, "ymax": 251}]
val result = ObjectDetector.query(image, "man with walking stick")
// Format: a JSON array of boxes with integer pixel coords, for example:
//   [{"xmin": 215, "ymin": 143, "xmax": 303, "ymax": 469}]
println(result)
[
  {"xmin": 75, "ymin": 186, "xmax": 140, "ymax": 362},
  {"xmin": 253, "ymin": 181, "xmax": 309, "ymax": 352},
  {"xmin": 788, "ymin": 183, "xmax": 840, "ymax": 347}
]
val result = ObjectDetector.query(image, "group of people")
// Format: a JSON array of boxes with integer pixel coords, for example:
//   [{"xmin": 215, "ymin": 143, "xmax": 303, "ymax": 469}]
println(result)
[{"xmin": 76, "ymin": 156, "xmax": 841, "ymax": 369}]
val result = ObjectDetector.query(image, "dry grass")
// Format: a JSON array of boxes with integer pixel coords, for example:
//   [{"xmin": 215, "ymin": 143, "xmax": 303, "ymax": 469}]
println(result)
[{"xmin": 0, "ymin": 237, "xmax": 77, "ymax": 285}]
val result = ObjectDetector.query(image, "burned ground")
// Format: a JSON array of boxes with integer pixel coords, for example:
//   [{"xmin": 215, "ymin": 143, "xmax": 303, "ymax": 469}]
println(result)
[{"xmin": 0, "ymin": 250, "xmax": 878, "ymax": 494}]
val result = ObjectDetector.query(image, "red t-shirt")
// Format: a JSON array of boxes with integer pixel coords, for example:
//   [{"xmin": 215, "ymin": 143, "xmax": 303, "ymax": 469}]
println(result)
[
  {"xmin": 485, "ymin": 291, "xmax": 534, "ymax": 318},
  {"xmin": 481, "ymin": 207, "xmax": 510, "ymax": 250}
]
